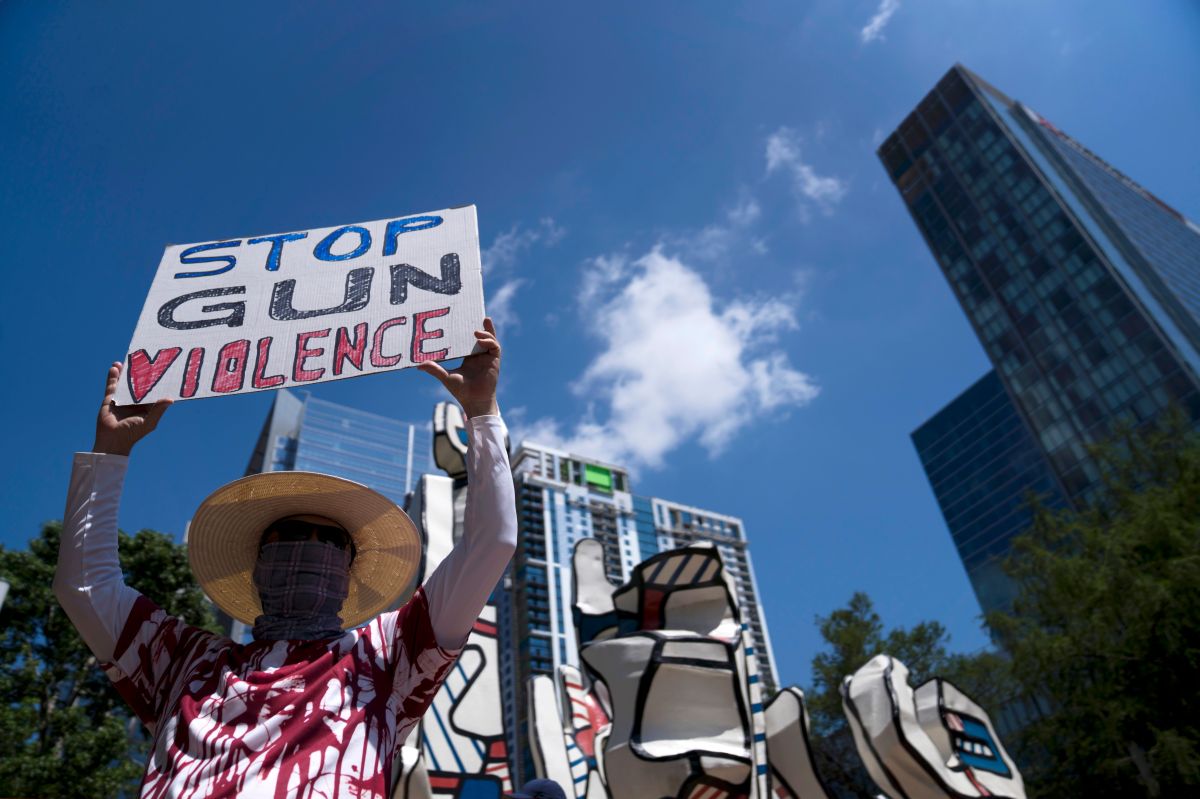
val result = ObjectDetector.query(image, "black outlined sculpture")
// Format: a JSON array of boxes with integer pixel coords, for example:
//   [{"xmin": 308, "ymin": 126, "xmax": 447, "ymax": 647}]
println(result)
[
  {"xmin": 530, "ymin": 541, "xmax": 772, "ymax": 798},
  {"xmin": 841, "ymin": 655, "xmax": 1025, "ymax": 799},
  {"xmin": 764, "ymin": 687, "xmax": 833, "ymax": 799},
  {"xmin": 525, "ymin": 544, "xmax": 1026, "ymax": 798}
]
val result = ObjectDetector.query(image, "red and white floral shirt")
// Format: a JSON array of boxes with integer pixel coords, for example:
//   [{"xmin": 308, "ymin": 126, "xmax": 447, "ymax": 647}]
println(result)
[{"xmin": 55, "ymin": 416, "xmax": 517, "ymax": 799}]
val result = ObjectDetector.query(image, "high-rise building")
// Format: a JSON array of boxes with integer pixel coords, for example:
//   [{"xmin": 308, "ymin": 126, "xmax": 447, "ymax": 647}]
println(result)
[
  {"xmin": 501, "ymin": 441, "xmax": 778, "ymax": 783},
  {"xmin": 225, "ymin": 389, "xmax": 434, "ymax": 638},
  {"xmin": 911, "ymin": 370, "xmax": 1067, "ymax": 614},
  {"xmin": 882, "ymin": 65, "xmax": 1200, "ymax": 614},
  {"xmin": 246, "ymin": 389, "xmax": 434, "ymax": 504}
]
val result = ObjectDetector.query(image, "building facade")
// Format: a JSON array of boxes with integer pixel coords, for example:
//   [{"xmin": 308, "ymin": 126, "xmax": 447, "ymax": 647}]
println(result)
[
  {"xmin": 246, "ymin": 389, "xmax": 434, "ymax": 504},
  {"xmin": 883, "ymin": 65, "xmax": 1200, "ymax": 614},
  {"xmin": 911, "ymin": 370, "xmax": 1067, "ymax": 614},
  {"xmin": 501, "ymin": 441, "xmax": 778, "ymax": 783}
]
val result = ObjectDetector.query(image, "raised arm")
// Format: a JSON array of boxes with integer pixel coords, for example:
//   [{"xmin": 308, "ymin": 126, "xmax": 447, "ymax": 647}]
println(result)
[
  {"xmin": 418, "ymin": 318, "xmax": 518, "ymax": 649},
  {"xmin": 53, "ymin": 363, "xmax": 171, "ymax": 662}
]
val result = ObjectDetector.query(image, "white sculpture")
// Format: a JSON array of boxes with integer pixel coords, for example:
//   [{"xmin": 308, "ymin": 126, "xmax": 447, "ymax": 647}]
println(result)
[
  {"xmin": 526, "ymin": 542, "xmax": 1025, "ymax": 799},
  {"xmin": 764, "ymin": 687, "xmax": 833, "ymax": 799},
  {"xmin": 530, "ymin": 540, "xmax": 771, "ymax": 798},
  {"xmin": 402, "ymin": 401, "xmax": 1026, "ymax": 799},
  {"xmin": 842, "ymin": 655, "xmax": 1025, "ymax": 799}
]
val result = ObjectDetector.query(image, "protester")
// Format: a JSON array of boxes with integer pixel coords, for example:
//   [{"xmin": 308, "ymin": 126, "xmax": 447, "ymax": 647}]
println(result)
[
  {"xmin": 507, "ymin": 778, "xmax": 568, "ymax": 799},
  {"xmin": 54, "ymin": 319, "xmax": 516, "ymax": 798}
]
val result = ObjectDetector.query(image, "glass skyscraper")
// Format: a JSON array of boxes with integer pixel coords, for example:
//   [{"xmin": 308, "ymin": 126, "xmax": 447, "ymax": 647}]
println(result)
[
  {"xmin": 501, "ymin": 441, "xmax": 778, "ymax": 783},
  {"xmin": 911, "ymin": 370, "xmax": 1066, "ymax": 614},
  {"xmin": 246, "ymin": 389, "xmax": 434, "ymax": 505},
  {"xmin": 883, "ymin": 65, "xmax": 1200, "ymax": 615}
]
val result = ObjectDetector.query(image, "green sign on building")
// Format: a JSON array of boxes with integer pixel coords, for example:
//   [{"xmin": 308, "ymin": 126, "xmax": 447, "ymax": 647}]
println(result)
[{"xmin": 584, "ymin": 463, "xmax": 613, "ymax": 492}]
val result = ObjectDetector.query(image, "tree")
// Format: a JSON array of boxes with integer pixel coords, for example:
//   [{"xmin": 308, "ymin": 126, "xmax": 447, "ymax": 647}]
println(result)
[
  {"xmin": 988, "ymin": 412, "xmax": 1200, "ymax": 796},
  {"xmin": 0, "ymin": 522, "xmax": 218, "ymax": 797}
]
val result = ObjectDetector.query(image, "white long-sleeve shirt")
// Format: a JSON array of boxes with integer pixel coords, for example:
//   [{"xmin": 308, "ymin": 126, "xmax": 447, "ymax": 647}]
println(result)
[{"xmin": 53, "ymin": 413, "xmax": 516, "ymax": 799}]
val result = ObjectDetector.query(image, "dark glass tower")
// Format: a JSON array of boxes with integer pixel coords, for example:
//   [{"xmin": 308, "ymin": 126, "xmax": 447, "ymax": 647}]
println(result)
[
  {"xmin": 912, "ymin": 370, "xmax": 1066, "ymax": 614},
  {"xmin": 883, "ymin": 66, "xmax": 1200, "ymax": 613}
]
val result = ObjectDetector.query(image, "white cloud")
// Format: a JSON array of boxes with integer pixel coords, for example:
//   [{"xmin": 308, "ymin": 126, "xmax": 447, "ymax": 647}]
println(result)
[
  {"xmin": 577, "ymin": 252, "xmax": 630, "ymax": 308},
  {"xmin": 519, "ymin": 248, "xmax": 818, "ymax": 469},
  {"xmin": 861, "ymin": 0, "xmax": 900, "ymax": 44},
  {"xmin": 482, "ymin": 217, "xmax": 565, "ymax": 272},
  {"xmin": 726, "ymin": 195, "xmax": 761, "ymax": 227},
  {"xmin": 481, "ymin": 217, "xmax": 564, "ymax": 328},
  {"xmin": 765, "ymin": 127, "xmax": 847, "ymax": 218},
  {"xmin": 668, "ymin": 193, "xmax": 765, "ymax": 263},
  {"xmin": 487, "ymin": 278, "xmax": 526, "ymax": 330}
]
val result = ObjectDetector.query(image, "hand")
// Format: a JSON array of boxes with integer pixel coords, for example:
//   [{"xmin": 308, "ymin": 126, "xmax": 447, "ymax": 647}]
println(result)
[
  {"xmin": 417, "ymin": 317, "xmax": 501, "ymax": 419},
  {"xmin": 93, "ymin": 362, "xmax": 172, "ymax": 456}
]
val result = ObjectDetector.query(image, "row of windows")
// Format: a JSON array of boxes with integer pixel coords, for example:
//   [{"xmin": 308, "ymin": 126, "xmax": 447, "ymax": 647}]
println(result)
[
  {"xmin": 895, "ymin": 78, "xmax": 1198, "ymax": 500},
  {"xmin": 1043, "ymin": 126, "xmax": 1200, "ymax": 324}
]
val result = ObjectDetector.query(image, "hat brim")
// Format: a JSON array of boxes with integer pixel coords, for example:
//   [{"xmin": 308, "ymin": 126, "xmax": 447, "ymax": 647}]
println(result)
[{"xmin": 188, "ymin": 471, "xmax": 423, "ymax": 629}]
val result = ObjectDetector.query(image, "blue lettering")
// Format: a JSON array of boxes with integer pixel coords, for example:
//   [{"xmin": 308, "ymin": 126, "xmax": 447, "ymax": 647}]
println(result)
[
  {"xmin": 383, "ymin": 216, "xmax": 443, "ymax": 256},
  {"xmin": 314, "ymin": 225, "xmax": 371, "ymax": 262},
  {"xmin": 248, "ymin": 232, "xmax": 309, "ymax": 272},
  {"xmin": 174, "ymin": 240, "xmax": 242, "ymax": 279}
]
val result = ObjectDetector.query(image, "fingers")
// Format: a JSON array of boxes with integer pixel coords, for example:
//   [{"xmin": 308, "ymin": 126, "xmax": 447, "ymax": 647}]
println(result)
[
  {"xmin": 483, "ymin": 316, "xmax": 496, "ymax": 336},
  {"xmin": 145, "ymin": 397, "xmax": 173, "ymax": 429},
  {"xmin": 473, "ymin": 329, "xmax": 501, "ymax": 355},
  {"xmin": 104, "ymin": 361, "xmax": 122, "ymax": 404},
  {"xmin": 417, "ymin": 360, "xmax": 452, "ymax": 386}
]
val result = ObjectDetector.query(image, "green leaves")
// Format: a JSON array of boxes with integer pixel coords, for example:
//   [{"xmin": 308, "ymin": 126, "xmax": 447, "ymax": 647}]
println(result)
[
  {"xmin": 801, "ymin": 413, "xmax": 1200, "ymax": 797},
  {"xmin": 986, "ymin": 411, "xmax": 1200, "ymax": 796},
  {"xmin": 806, "ymin": 591, "xmax": 968, "ymax": 797},
  {"xmin": 0, "ymin": 522, "xmax": 216, "ymax": 797}
]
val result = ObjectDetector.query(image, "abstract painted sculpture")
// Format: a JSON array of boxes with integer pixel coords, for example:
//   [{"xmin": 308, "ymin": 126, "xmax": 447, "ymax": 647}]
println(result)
[
  {"xmin": 842, "ymin": 655, "xmax": 1025, "ymax": 799},
  {"xmin": 530, "ymin": 540, "xmax": 773, "ymax": 798},
  {"xmin": 395, "ymin": 402, "xmax": 1025, "ymax": 798},
  {"xmin": 525, "ymin": 540, "xmax": 1024, "ymax": 798},
  {"xmin": 763, "ymin": 687, "xmax": 833, "ymax": 799}
]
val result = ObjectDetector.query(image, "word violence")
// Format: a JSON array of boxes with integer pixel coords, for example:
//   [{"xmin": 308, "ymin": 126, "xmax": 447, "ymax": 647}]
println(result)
[{"xmin": 126, "ymin": 308, "xmax": 451, "ymax": 403}]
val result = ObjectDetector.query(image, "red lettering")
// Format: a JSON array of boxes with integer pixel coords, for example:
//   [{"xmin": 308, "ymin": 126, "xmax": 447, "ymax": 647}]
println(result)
[
  {"xmin": 370, "ymin": 316, "xmax": 408, "ymax": 367},
  {"xmin": 252, "ymin": 336, "xmax": 285, "ymax": 388},
  {"xmin": 293, "ymin": 329, "xmax": 330, "ymax": 382},
  {"xmin": 411, "ymin": 307, "xmax": 450, "ymax": 363},
  {"xmin": 127, "ymin": 347, "xmax": 182, "ymax": 403},
  {"xmin": 179, "ymin": 347, "xmax": 205, "ymax": 399},
  {"xmin": 333, "ymin": 323, "xmax": 368, "ymax": 376},
  {"xmin": 211, "ymin": 340, "xmax": 250, "ymax": 393}
]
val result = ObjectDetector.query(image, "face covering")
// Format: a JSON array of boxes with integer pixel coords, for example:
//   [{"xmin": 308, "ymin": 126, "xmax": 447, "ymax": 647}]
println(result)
[{"xmin": 252, "ymin": 540, "xmax": 351, "ymax": 641}]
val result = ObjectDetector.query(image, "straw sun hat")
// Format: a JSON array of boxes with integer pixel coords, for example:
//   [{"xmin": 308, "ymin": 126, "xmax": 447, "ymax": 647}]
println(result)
[{"xmin": 188, "ymin": 471, "xmax": 422, "ymax": 630}]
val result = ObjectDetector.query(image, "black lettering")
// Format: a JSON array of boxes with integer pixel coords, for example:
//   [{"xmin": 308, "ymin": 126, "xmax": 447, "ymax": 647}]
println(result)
[
  {"xmin": 269, "ymin": 267, "xmax": 374, "ymax": 321},
  {"xmin": 158, "ymin": 287, "xmax": 246, "ymax": 330},
  {"xmin": 388, "ymin": 253, "xmax": 461, "ymax": 305}
]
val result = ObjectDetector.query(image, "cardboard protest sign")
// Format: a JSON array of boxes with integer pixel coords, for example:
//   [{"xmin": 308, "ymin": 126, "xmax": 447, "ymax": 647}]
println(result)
[{"xmin": 115, "ymin": 205, "xmax": 484, "ymax": 405}]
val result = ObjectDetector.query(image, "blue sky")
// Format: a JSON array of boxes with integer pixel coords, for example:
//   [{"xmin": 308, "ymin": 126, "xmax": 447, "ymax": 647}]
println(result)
[{"xmin": 3, "ymin": 1, "xmax": 1198, "ymax": 687}]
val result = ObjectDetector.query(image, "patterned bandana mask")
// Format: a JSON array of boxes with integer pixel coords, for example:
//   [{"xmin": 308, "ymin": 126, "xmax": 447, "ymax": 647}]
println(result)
[{"xmin": 252, "ymin": 540, "xmax": 352, "ymax": 641}]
